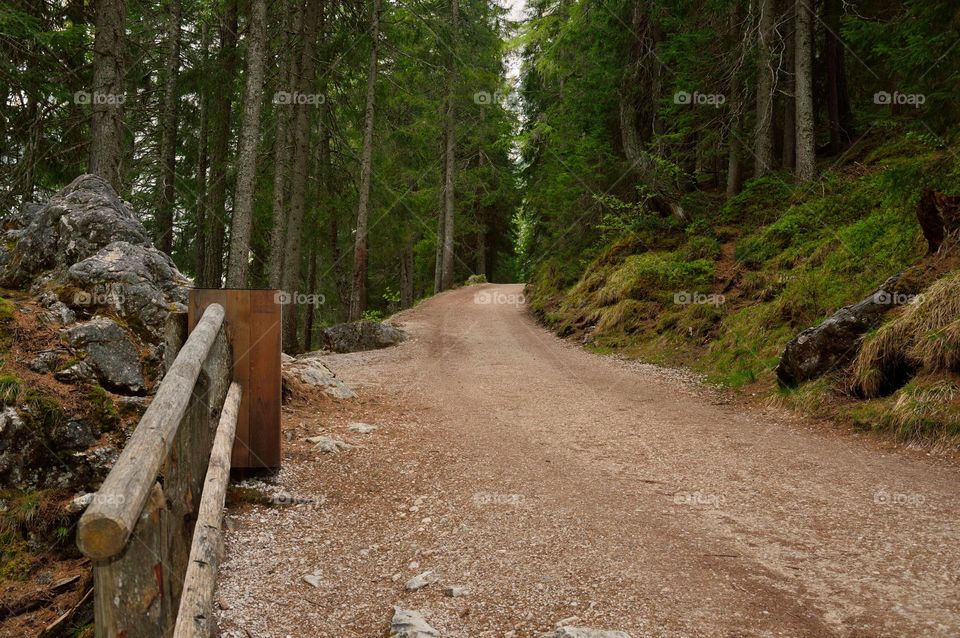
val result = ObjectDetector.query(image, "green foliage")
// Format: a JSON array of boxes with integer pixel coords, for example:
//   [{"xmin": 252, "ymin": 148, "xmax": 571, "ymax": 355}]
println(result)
[
  {"xmin": 86, "ymin": 385, "xmax": 119, "ymax": 431},
  {"xmin": 0, "ymin": 374, "xmax": 24, "ymax": 406}
]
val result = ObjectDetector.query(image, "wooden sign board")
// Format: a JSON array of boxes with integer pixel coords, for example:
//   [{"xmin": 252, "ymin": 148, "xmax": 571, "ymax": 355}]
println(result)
[{"xmin": 188, "ymin": 289, "xmax": 282, "ymax": 470}]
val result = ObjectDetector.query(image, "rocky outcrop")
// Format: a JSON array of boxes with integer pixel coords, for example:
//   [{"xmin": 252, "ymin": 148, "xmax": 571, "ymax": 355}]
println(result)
[
  {"xmin": 322, "ymin": 320, "xmax": 405, "ymax": 353},
  {"xmin": 0, "ymin": 175, "xmax": 151, "ymax": 288},
  {"xmin": 0, "ymin": 175, "xmax": 191, "ymax": 490},
  {"xmin": 0, "ymin": 174, "xmax": 189, "ymax": 341}
]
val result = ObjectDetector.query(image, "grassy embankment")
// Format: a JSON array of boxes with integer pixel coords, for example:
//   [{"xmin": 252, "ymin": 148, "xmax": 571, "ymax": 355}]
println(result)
[{"xmin": 528, "ymin": 127, "xmax": 960, "ymax": 442}]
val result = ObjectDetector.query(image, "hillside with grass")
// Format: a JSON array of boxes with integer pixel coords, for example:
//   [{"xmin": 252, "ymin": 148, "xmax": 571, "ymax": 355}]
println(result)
[{"xmin": 528, "ymin": 129, "xmax": 960, "ymax": 443}]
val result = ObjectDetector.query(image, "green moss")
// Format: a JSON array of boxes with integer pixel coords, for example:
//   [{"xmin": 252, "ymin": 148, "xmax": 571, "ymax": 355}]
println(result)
[
  {"xmin": 0, "ymin": 297, "xmax": 14, "ymax": 323},
  {"xmin": 86, "ymin": 385, "xmax": 119, "ymax": 430}
]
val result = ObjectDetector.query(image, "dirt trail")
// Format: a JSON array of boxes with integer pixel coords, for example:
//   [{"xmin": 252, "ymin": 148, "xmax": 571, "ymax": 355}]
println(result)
[{"xmin": 218, "ymin": 284, "xmax": 960, "ymax": 638}]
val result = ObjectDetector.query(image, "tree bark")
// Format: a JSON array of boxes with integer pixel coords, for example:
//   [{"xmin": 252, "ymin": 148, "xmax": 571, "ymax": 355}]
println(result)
[
  {"xmin": 279, "ymin": 0, "xmax": 322, "ymax": 352},
  {"xmin": 348, "ymin": 0, "xmax": 382, "ymax": 321},
  {"xmin": 439, "ymin": 0, "xmax": 460, "ymax": 292},
  {"xmin": 303, "ymin": 238, "xmax": 318, "ymax": 350},
  {"xmin": 824, "ymin": 0, "xmax": 854, "ymax": 154},
  {"xmin": 781, "ymin": 2, "xmax": 796, "ymax": 171},
  {"xmin": 267, "ymin": 0, "xmax": 303, "ymax": 289},
  {"xmin": 753, "ymin": 0, "xmax": 776, "ymax": 177},
  {"xmin": 195, "ymin": 20, "xmax": 211, "ymax": 281},
  {"xmin": 401, "ymin": 238, "xmax": 415, "ymax": 309},
  {"xmin": 156, "ymin": 0, "xmax": 181, "ymax": 255},
  {"xmin": 201, "ymin": 0, "xmax": 240, "ymax": 287},
  {"xmin": 87, "ymin": 0, "xmax": 126, "ymax": 189},
  {"xmin": 226, "ymin": 0, "xmax": 269, "ymax": 288},
  {"xmin": 794, "ymin": 0, "xmax": 816, "ymax": 182}
]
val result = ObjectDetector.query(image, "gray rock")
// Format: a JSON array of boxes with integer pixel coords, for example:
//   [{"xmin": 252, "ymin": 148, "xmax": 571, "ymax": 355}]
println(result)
[
  {"xmin": 443, "ymin": 586, "xmax": 467, "ymax": 598},
  {"xmin": 283, "ymin": 353, "xmax": 356, "ymax": 399},
  {"xmin": 0, "ymin": 175, "xmax": 152, "ymax": 288},
  {"xmin": 65, "ymin": 241, "xmax": 189, "ymax": 340},
  {"xmin": 51, "ymin": 419, "xmax": 97, "ymax": 450},
  {"xmin": 389, "ymin": 607, "xmax": 440, "ymax": 638},
  {"xmin": 66, "ymin": 492, "xmax": 94, "ymax": 513},
  {"xmin": 0, "ymin": 407, "xmax": 76, "ymax": 489},
  {"xmin": 775, "ymin": 274, "xmax": 907, "ymax": 386},
  {"xmin": 404, "ymin": 571, "xmax": 436, "ymax": 592},
  {"xmin": 540, "ymin": 628, "xmax": 631, "ymax": 638},
  {"xmin": 306, "ymin": 435, "xmax": 354, "ymax": 454},
  {"xmin": 322, "ymin": 320, "xmax": 405, "ymax": 353},
  {"xmin": 348, "ymin": 422, "xmax": 378, "ymax": 434},
  {"xmin": 28, "ymin": 350, "xmax": 67, "ymax": 374},
  {"xmin": 54, "ymin": 361, "xmax": 96, "ymax": 385},
  {"xmin": 65, "ymin": 317, "xmax": 145, "ymax": 395},
  {"xmin": 302, "ymin": 574, "xmax": 323, "ymax": 588}
]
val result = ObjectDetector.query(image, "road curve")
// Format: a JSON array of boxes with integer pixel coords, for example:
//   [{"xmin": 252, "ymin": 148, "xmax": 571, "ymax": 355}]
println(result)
[{"xmin": 218, "ymin": 283, "xmax": 960, "ymax": 637}]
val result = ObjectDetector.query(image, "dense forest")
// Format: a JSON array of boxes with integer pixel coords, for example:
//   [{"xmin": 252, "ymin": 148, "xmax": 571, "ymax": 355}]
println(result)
[
  {"xmin": 1, "ymin": 0, "xmax": 519, "ymax": 352},
  {"xmin": 3, "ymin": 1, "xmax": 960, "ymax": 634},
  {"xmin": 3, "ymin": 0, "xmax": 960, "ymax": 429}
]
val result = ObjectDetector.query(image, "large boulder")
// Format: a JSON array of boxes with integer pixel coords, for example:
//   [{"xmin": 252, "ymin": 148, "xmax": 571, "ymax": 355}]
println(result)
[
  {"xmin": 322, "ymin": 320, "xmax": 405, "ymax": 353},
  {"xmin": 0, "ymin": 175, "xmax": 191, "ymax": 490},
  {"xmin": 65, "ymin": 317, "xmax": 146, "ymax": 395},
  {"xmin": 64, "ymin": 241, "xmax": 189, "ymax": 340},
  {"xmin": 0, "ymin": 175, "xmax": 189, "ymax": 341},
  {"xmin": 0, "ymin": 174, "xmax": 152, "ymax": 288}
]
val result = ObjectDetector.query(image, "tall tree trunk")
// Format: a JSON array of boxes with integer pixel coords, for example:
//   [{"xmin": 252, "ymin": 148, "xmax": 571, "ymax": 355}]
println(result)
[
  {"xmin": 156, "ymin": 0, "xmax": 180, "ymax": 255},
  {"xmin": 433, "ymin": 195, "xmax": 444, "ymax": 295},
  {"xmin": 195, "ymin": 20, "xmax": 211, "ymax": 280},
  {"xmin": 280, "ymin": 0, "xmax": 322, "ymax": 352},
  {"xmin": 439, "ymin": 0, "xmax": 460, "ymax": 292},
  {"xmin": 87, "ymin": 0, "xmax": 126, "ymax": 189},
  {"xmin": 753, "ymin": 0, "xmax": 776, "ymax": 177},
  {"xmin": 303, "ymin": 238, "xmax": 318, "ymax": 350},
  {"xmin": 226, "ymin": 0, "xmax": 268, "ymax": 288},
  {"xmin": 824, "ymin": 0, "xmax": 854, "ymax": 154},
  {"xmin": 267, "ymin": 0, "xmax": 303, "ymax": 289},
  {"xmin": 401, "ymin": 238, "xmax": 414, "ymax": 309},
  {"xmin": 781, "ymin": 2, "xmax": 796, "ymax": 171},
  {"xmin": 348, "ymin": 0, "xmax": 382, "ymax": 321},
  {"xmin": 726, "ymin": 3, "xmax": 744, "ymax": 196},
  {"xmin": 794, "ymin": 0, "xmax": 816, "ymax": 182},
  {"xmin": 201, "ymin": 0, "xmax": 240, "ymax": 287}
]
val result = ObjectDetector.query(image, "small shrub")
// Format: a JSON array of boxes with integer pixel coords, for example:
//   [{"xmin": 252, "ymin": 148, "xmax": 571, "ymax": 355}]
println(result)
[{"xmin": 465, "ymin": 274, "xmax": 488, "ymax": 285}]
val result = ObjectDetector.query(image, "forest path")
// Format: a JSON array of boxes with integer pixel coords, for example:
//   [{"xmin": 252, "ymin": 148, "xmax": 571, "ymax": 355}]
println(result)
[{"xmin": 217, "ymin": 283, "xmax": 960, "ymax": 637}]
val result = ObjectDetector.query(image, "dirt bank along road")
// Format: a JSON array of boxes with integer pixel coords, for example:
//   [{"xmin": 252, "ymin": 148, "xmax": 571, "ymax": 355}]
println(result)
[{"xmin": 218, "ymin": 284, "xmax": 960, "ymax": 637}]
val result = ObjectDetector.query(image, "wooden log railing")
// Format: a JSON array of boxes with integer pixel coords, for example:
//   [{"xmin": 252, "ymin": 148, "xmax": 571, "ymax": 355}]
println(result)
[{"xmin": 77, "ymin": 303, "xmax": 240, "ymax": 637}]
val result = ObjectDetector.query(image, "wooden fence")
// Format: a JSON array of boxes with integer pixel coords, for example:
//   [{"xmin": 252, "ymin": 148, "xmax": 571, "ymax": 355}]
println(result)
[{"xmin": 77, "ymin": 303, "xmax": 240, "ymax": 637}]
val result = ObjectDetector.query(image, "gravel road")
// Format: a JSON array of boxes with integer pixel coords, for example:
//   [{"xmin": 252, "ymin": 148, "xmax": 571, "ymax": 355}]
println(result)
[{"xmin": 217, "ymin": 283, "xmax": 960, "ymax": 637}]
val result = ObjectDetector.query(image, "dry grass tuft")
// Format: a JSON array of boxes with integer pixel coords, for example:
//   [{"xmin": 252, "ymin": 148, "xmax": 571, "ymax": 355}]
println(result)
[{"xmin": 852, "ymin": 270, "xmax": 960, "ymax": 397}]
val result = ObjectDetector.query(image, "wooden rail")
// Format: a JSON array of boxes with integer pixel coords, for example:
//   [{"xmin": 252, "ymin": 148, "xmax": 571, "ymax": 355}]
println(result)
[{"xmin": 77, "ymin": 303, "xmax": 239, "ymax": 637}]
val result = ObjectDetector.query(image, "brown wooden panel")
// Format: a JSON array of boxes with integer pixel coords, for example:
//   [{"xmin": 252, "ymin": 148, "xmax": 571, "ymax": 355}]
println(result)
[
  {"xmin": 226, "ymin": 290, "xmax": 251, "ymax": 469},
  {"xmin": 248, "ymin": 290, "xmax": 282, "ymax": 468},
  {"xmin": 188, "ymin": 289, "xmax": 281, "ymax": 470}
]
